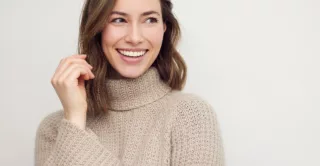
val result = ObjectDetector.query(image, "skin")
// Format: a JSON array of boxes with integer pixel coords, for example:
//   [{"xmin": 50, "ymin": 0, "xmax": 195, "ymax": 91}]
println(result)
[
  {"xmin": 51, "ymin": 0, "xmax": 166, "ymax": 129},
  {"xmin": 101, "ymin": 0, "xmax": 166, "ymax": 78},
  {"xmin": 51, "ymin": 55, "xmax": 94, "ymax": 129}
]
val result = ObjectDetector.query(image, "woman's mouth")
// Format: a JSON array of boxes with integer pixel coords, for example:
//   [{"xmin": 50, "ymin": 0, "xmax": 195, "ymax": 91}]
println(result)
[
  {"xmin": 116, "ymin": 49, "xmax": 148, "ymax": 58},
  {"xmin": 116, "ymin": 48, "xmax": 149, "ymax": 64}
]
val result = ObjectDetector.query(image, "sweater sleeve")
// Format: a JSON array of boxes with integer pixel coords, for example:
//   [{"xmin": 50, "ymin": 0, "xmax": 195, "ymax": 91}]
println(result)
[
  {"xmin": 171, "ymin": 94, "xmax": 224, "ymax": 166},
  {"xmin": 34, "ymin": 111, "xmax": 121, "ymax": 166}
]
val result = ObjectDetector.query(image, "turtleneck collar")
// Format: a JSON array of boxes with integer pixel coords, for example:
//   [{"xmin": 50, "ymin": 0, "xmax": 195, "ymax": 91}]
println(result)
[{"xmin": 106, "ymin": 67, "xmax": 172, "ymax": 111}]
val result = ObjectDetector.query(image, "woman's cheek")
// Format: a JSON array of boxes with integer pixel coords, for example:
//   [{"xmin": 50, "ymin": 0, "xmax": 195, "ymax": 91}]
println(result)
[
  {"xmin": 144, "ymin": 26, "xmax": 164, "ymax": 46},
  {"xmin": 103, "ymin": 25, "xmax": 127, "ymax": 44}
]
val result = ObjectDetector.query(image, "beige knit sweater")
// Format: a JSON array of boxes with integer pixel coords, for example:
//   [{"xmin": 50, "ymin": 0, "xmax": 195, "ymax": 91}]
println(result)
[{"xmin": 35, "ymin": 67, "xmax": 224, "ymax": 166}]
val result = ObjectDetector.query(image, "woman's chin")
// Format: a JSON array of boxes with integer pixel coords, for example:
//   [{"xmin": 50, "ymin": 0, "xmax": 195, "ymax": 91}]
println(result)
[{"xmin": 113, "ymin": 65, "xmax": 148, "ymax": 79}]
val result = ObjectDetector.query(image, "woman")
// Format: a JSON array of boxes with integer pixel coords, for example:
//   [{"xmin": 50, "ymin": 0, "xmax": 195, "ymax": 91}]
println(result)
[{"xmin": 35, "ymin": 0, "xmax": 224, "ymax": 165}]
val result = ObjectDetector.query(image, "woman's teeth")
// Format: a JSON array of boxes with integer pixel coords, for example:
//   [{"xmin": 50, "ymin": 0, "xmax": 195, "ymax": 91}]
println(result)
[{"xmin": 118, "ymin": 49, "xmax": 147, "ymax": 57}]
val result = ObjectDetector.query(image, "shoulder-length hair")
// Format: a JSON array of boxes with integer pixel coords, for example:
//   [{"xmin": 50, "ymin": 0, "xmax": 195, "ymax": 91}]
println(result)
[{"xmin": 78, "ymin": 0, "xmax": 187, "ymax": 116}]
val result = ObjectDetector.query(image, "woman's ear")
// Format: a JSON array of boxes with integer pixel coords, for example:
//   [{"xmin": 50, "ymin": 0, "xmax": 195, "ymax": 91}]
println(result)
[{"xmin": 163, "ymin": 23, "xmax": 167, "ymax": 32}]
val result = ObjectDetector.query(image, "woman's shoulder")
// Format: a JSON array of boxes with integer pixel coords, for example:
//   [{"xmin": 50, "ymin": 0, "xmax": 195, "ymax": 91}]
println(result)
[
  {"xmin": 165, "ymin": 91, "xmax": 220, "ymax": 138},
  {"xmin": 167, "ymin": 90, "xmax": 217, "ymax": 118},
  {"xmin": 168, "ymin": 90, "xmax": 213, "ymax": 107}
]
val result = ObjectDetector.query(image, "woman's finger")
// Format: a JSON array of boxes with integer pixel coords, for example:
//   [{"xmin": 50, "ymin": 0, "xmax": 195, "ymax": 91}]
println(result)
[
  {"xmin": 56, "ymin": 64, "xmax": 93, "ymax": 86},
  {"xmin": 53, "ymin": 55, "xmax": 93, "ymax": 81}
]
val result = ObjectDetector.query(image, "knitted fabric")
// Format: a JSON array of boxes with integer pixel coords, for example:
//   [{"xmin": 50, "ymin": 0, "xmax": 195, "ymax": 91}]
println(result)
[{"xmin": 35, "ymin": 67, "xmax": 224, "ymax": 165}]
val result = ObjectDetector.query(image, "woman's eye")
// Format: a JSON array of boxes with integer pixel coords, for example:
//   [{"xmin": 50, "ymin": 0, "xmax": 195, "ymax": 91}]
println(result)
[
  {"xmin": 111, "ymin": 18, "xmax": 126, "ymax": 23},
  {"xmin": 145, "ymin": 17, "xmax": 158, "ymax": 24}
]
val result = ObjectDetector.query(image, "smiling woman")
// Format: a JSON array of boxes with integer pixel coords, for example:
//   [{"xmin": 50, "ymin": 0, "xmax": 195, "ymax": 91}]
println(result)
[
  {"xmin": 34, "ymin": 0, "xmax": 224, "ymax": 165},
  {"xmin": 102, "ymin": 1, "xmax": 167, "ymax": 78}
]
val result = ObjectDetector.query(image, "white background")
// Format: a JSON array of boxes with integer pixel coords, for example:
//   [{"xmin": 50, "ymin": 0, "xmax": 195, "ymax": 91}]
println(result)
[{"xmin": 1, "ymin": 0, "xmax": 319, "ymax": 165}]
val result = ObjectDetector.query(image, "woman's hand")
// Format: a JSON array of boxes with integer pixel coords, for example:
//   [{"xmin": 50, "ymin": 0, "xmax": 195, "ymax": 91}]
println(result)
[{"xmin": 51, "ymin": 54, "xmax": 95, "ymax": 129}]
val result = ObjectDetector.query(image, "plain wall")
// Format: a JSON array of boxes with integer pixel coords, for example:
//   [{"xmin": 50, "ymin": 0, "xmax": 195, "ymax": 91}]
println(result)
[{"xmin": 0, "ymin": 0, "xmax": 319, "ymax": 165}]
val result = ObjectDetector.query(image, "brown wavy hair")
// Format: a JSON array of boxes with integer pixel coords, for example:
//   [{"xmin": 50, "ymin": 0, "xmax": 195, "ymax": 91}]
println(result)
[{"xmin": 78, "ymin": 0, "xmax": 187, "ymax": 116}]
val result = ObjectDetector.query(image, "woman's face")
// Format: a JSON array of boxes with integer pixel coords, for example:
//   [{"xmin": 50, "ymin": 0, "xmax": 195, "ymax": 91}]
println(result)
[{"xmin": 101, "ymin": 0, "xmax": 166, "ymax": 78}]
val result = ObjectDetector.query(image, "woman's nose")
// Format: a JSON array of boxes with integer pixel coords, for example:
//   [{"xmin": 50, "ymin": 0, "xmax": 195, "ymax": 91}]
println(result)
[{"xmin": 125, "ymin": 24, "xmax": 144, "ymax": 45}]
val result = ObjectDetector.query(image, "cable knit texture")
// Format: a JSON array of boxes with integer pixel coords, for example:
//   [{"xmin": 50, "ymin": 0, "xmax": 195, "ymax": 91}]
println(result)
[{"xmin": 35, "ymin": 67, "xmax": 224, "ymax": 166}]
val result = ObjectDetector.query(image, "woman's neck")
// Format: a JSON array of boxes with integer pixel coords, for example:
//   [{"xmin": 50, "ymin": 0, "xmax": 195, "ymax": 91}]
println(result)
[{"xmin": 105, "ymin": 67, "xmax": 172, "ymax": 111}]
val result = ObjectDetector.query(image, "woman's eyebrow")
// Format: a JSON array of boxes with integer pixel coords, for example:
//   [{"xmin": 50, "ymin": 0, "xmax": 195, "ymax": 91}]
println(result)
[
  {"xmin": 142, "ymin": 11, "xmax": 160, "ymax": 16},
  {"xmin": 111, "ymin": 11, "xmax": 128, "ymax": 16},
  {"xmin": 110, "ymin": 10, "xmax": 160, "ymax": 17}
]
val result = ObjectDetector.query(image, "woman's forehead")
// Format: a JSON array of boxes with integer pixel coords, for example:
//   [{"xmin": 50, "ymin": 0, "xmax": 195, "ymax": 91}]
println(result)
[{"xmin": 112, "ymin": 0, "xmax": 162, "ymax": 14}]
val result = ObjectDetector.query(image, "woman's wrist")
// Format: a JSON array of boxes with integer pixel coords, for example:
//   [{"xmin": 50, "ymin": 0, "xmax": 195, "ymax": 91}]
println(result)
[{"xmin": 64, "ymin": 111, "xmax": 87, "ymax": 130}]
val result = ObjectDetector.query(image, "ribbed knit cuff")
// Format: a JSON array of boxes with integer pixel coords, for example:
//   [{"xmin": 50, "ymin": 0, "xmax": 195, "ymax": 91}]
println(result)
[{"xmin": 44, "ymin": 119, "xmax": 120, "ymax": 166}]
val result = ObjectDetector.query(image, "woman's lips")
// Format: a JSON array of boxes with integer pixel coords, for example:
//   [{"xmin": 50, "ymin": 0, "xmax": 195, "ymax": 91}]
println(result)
[
  {"xmin": 116, "ymin": 49, "xmax": 148, "ymax": 57},
  {"xmin": 116, "ymin": 49, "xmax": 148, "ymax": 64}
]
